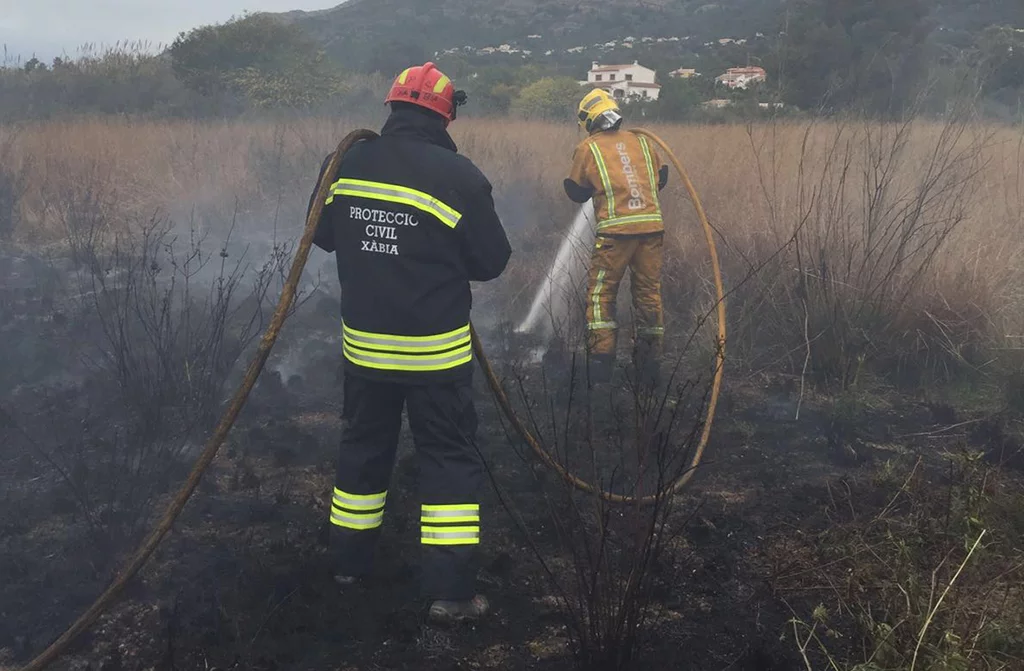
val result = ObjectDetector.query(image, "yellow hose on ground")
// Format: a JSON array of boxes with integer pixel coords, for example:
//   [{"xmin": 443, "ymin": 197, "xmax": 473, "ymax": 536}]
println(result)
[
  {"xmin": 474, "ymin": 127, "xmax": 726, "ymax": 504},
  {"xmin": 21, "ymin": 126, "xmax": 723, "ymax": 668}
]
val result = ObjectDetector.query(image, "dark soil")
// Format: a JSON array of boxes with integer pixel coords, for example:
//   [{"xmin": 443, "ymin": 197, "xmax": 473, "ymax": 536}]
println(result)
[{"xmin": 2, "ymin": 248, "xmax": 1022, "ymax": 671}]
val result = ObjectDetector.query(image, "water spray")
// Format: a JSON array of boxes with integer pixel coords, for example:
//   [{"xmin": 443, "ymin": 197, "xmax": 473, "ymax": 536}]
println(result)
[
  {"xmin": 515, "ymin": 200, "xmax": 595, "ymax": 337},
  {"xmin": 19, "ymin": 127, "xmax": 724, "ymax": 669}
]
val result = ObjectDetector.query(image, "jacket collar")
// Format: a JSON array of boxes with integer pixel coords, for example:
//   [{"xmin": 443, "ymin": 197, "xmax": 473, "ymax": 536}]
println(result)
[{"xmin": 380, "ymin": 107, "xmax": 458, "ymax": 153}]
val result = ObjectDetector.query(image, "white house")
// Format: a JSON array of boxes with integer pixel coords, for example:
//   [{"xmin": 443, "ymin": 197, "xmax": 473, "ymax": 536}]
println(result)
[
  {"xmin": 715, "ymin": 66, "xmax": 767, "ymax": 90},
  {"xmin": 585, "ymin": 61, "xmax": 661, "ymax": 101}
]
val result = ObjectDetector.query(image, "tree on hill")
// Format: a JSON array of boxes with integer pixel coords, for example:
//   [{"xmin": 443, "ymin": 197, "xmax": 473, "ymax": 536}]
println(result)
[
  {"xmin": 457, "ymin": 64, "xmax": 572, "ymax": 116},
  {"xmin": 511, "ymin": 76, "xmax": 588, "ymax": 120},
  {"xmin": 776, "ymin": 0, "xmax": 935, "ymax": 116},
  {"xmin": 170, "ymin": 13, "xmax": 343, "ymax": 108},
  {"xmin": 653, "ymin": 77, "xmax": 706, "ymax": 121}
]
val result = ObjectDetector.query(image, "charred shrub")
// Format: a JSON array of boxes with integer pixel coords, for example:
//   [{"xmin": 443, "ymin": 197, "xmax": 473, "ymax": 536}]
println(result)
[
  {"xmin": 39, "ymin": 214, "xmax": 284, "ymax": 546},
  {"xmin": 490, "ymin": 331, "xmax": 714, "ymax": 669}
]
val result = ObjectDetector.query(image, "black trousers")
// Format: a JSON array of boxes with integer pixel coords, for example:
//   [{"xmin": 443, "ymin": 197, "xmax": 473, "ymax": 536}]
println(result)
[{"xmin": 330, "ymin": 374, "xmax": 482, "ymax": 600}]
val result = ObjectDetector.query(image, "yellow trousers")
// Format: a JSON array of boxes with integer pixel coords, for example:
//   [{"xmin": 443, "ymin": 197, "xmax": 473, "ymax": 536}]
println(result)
[{"xmin": 585, "ymin": 233, "xmax": 664, "ymax": 359}]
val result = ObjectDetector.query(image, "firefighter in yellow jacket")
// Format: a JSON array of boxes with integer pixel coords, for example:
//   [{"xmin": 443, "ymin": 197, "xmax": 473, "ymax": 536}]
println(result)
[{"xmin": 564, "ymin": 89, "xmax": 668, "ymax": 385}]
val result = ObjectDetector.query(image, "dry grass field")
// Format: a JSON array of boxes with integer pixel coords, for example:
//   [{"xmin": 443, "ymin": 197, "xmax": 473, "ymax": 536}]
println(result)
[{"xmin": 4, "ymin": 115, "xmax": 1023, "ymax": 384}]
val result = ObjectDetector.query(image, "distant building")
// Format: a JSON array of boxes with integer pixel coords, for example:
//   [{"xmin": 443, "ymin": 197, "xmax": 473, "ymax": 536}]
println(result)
[
  {"xmin": 585, "ymin": 60, "xmax": 661, "ymax": 101},
  {"xmin": 715, "ymin": 66, "xmax": 767, "ymax": 90},
  {"xmin": 669, "ymin": 68, "xmax": 700, "ymax": 79}
]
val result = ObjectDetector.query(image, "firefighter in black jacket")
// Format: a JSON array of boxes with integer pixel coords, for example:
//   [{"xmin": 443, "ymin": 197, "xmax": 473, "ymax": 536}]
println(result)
[{"xmin": 308, "ymin": 62, "xmax": 511, "ymax": 622}]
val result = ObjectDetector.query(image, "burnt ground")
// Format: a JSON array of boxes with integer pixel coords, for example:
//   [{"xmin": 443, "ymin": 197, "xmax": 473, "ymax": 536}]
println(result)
[{"xmin": 2, "ymin": 248, "xmax": 1024, "ymax": 671}]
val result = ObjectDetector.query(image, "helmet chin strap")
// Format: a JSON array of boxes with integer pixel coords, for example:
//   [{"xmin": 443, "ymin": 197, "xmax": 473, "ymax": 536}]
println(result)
[
  {"xmin": 451, "ymin": 90, "xmax": 468, "ymax": 121},
  {"xmin": 590, "ymin": 109, "xmax": 623, "ymax": 133}
]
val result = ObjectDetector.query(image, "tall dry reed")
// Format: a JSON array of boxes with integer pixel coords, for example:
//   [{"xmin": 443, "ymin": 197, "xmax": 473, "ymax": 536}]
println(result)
[{"xmin": 5, "ymin": 116, "xmax": 1022, "ymax": 386}]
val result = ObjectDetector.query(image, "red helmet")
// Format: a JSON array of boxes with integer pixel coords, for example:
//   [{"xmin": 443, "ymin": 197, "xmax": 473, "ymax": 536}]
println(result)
[{"xmin": 384, "ymin": 62, "xmax": 465, "ymax": 125}]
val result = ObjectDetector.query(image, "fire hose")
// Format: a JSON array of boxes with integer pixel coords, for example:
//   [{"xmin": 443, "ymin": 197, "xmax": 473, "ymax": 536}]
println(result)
[{"xmin": 19, "ymin": 127, "xmax": 723, "ymax": 670}]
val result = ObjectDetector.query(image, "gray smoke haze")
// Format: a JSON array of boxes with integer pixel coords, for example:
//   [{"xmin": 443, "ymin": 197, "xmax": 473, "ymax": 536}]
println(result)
[{"xmin": 0, "ymin": 0, "xmax": 339, "ymax": 62}]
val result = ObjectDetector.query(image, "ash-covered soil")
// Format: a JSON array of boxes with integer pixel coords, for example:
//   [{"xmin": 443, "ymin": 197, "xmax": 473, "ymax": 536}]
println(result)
[{"xmin": 2, "ymin": 246, "xmax": 1022, "ymax": 671}]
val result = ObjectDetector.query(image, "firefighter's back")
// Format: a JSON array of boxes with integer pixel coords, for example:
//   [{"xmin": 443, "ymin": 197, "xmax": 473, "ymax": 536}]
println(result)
[
  {"xmin": 315, "ymin": 106, "xmax": 510, "ymax": 385},
  {"xmin": 572, "ymin": 128, "xmax": 664, "ymax": 236}
]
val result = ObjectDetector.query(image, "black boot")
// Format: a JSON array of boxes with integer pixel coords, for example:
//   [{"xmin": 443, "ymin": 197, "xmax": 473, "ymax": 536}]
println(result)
[
  {"xmin": 633, "ymin": 342, "xmax": 661, "ymax": 392},
  {"xmin": 587, "ymin": 353, "xmax": 615, "ymax": 386}
]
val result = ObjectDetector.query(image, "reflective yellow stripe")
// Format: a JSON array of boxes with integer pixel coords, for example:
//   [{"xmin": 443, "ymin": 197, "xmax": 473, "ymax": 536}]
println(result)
[
  {"xmin": 331, "ymin": 508, "xmax": 384, "ymax": 530},
  {"xmin": 344, "ymin": 343, "xmax": 472, "ymax": 372},
  {"xmin": 344, "ymin": 333, "xmax": 471, "ymax": 355},
  {"xmin": 333, "ymin": 488, "xmax": 387, "ymax": 503},
  {"xmin": 421, "ymin": 515, "xmax": 480, "ymax": 523},
  {"xmin": 422, "ymin": 504, "xmax": 480, "ymax": 512},
  {"xmin": 330, "ymin": 487, "xmax": 387, "ymax": 529},
  {"xmin": 397, "ymin": 68, "xmax": 411, "ymax": 85},
  {"xmin": 597, "ymin": 214, "xmax": 663, "ymax": 230},
  {"xmin": 433, "ymin": 75, "xmax": 451, "ymax": 93},
  {"xmin": 332, "ymin": 488, "xmax": 387, "ymax": 511},
  {"xmin": 341, "ymin": 322, "xmax": 473, "ymax": 372},
  {"xmin": 344, "ymin": 323, "xmax": 471, "ymax": 342},
  {"xmin": 638, "ymin": 326, "xmax": 665, "ymax": 336},
  {"xmin": 326, "ymin": 178, "xmax": 462, "ymax": 229},
  {"xmin": 422, "ymin": 503, "xmax": 479, "ymax": 524},
  {"xmin": 588, "ymin": 321, "xmax": 617, "ymax": 330},
  {"xmin": 343, "ymin": 322, "xmax": 471, "ymax": 353},
  {"xmin": 638, "ymin": 136, "xmax": 661, "ymax": 210},
  {"xmin": 591, "ymin": 269, "xmax": 606, "ymax": 325},
  {"xmin": 421, "ymin": 525, "xmax": 480, "ymax": 546},
  {"xmin": 589, "ymin": 143, "xmax": 615, "ymax": 220}
]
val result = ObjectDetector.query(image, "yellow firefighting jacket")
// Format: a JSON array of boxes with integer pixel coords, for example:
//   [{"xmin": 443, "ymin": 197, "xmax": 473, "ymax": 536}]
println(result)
[{"xmin": 565, "ymin": 129, "xmax": 667, "ymax": 235}]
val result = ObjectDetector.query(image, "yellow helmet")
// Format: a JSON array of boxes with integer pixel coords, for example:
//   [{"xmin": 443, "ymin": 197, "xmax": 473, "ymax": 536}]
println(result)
[{"xmin": 577, "ymin": 88, "xmax": 621, "ymax": 133}]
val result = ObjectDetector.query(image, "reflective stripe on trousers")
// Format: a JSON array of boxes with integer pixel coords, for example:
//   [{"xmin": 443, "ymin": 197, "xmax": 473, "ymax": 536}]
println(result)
[
  {"xmin": 330, "ymin": 487, "xmax": 387, "ymax": 530},
  {"xmin": 421, "ymin": 503, "xmax": 480, "ymax": 546},
  {"xmin": 342, "ymin": 322, "xmax": 473, "ymax": 372},
  {"xmin": 586, "ymin": 234, "xmax": 664, "ymax": 356}
]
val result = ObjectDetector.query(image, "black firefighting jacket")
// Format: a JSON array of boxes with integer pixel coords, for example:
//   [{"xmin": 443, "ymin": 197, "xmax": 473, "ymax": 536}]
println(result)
[{"xmin": 309, "ymin": 106, "xmax": 512, "ymax": 384}]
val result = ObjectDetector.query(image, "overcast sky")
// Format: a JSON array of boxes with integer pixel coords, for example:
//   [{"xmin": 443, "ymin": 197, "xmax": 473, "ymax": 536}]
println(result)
[{"xmin": 1, "ymin": 1, "xmax": 339, "ymax": 63}]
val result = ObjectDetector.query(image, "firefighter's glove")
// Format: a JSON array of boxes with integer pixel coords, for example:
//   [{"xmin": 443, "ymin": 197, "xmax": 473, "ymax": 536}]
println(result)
[{"xmin": 563, "ymin": 178, "xmax": 594, "ymax": 204}]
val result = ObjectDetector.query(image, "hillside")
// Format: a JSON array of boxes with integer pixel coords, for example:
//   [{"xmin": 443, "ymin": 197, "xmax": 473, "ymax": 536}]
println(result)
[
  {"xmin": 282, "ymin": 0, "xmax": 787, "ymax": 69},
  {"xmin": 281, "ymin": 0, "xmax": 1024, "ymax": 71}
]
